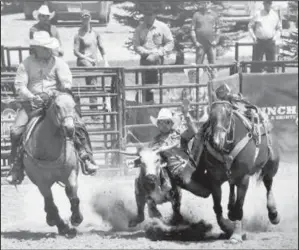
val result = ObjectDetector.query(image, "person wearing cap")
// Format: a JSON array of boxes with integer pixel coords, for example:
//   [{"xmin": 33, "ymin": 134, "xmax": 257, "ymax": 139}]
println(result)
[
  {"xmin": 29, "ymin": 5, "xmax": 63, "ymax": 57},
  {"xmin": 143, "ymin": 103, "xmax": 212, "ymax": 198},
  {"xmin": 248, "ymin": 0, "xmax": 282, "ymax": 72},
  {"xmin": 191, "ymin": 1, "xmax": 219, "ymax": 77},
  {"xmin": 6, "ymin": 31, "xmax": 98, "ymax": 185},
  {"xmin": 74, "ymin": 9, "xmax": 110, "ymax": 113},
  {"xmin": 133, "ymin": 2, "xmax": 174, "ymax": 102}
]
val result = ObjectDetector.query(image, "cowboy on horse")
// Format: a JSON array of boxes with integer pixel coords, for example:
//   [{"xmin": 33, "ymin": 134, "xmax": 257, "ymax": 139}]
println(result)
[{"xmin": 6, "ymin": 31, "xmax": 98, "ymax": 185}]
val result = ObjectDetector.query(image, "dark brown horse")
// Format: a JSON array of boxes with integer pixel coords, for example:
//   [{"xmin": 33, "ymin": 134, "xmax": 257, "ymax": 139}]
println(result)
[
  {"xmin": 195, "ymin": 101, "xmax": 280, "ymax": 243},
  {"xmin": 22, "ymin": 92, "xmax": 83, "ymax": 237}
]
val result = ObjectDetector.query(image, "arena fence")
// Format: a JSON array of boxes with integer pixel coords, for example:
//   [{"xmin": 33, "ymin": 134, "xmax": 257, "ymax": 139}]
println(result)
[
  {"xmin": 1, "ymin": 44, "xmax": 298, "ymax": 176},
  {"xmin": 0, "ymin": 67, "xmax": 126, "ymax": 176}
]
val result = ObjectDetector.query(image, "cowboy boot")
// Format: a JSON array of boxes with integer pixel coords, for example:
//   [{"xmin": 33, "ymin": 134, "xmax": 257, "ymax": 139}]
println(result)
[
  {"xmin": 73, "ymin": 123, "xmax": 98, "ymax": 173},
  {"xmin": 6, "ymin": 138, "xmax": 25, "ymax": 185}
]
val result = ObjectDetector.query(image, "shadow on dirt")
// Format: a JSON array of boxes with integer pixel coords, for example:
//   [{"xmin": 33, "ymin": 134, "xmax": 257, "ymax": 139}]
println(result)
[{"xmin": 1, "ymin": 231, "xmax": 56, "ymax": 240}]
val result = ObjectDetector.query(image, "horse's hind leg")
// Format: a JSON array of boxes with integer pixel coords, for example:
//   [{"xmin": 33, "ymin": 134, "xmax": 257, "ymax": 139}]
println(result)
[
  {"xmin": 38, "ymin": 184, "xmax": 76, "ymax": 237},
  {"xmin": 65, "ymin": 169, "xmax": 83, "ymax": 227},
  {"xmin": 262, "ymin": 159, "xmax": 280, "ymax": 225}
]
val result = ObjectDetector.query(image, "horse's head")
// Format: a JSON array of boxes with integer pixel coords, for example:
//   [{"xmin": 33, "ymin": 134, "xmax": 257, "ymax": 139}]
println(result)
[
  {"xmin": 46, "ymin": 92, "xmax": 77, "ymax": 139},
  {"xmin": 209, "ymin": 101, "xmax": 234, "ymax": 151}
]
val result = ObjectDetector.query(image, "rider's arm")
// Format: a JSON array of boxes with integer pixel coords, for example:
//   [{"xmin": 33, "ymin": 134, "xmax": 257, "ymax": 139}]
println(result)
[
  {"xmin": 181, "ymin": 112, "xmax": 198, "ymax": 142},
  {"xmin": 55, "ymin": 58, "xmax": 72, "ymax": 91},
  {"xmin": 14, "ymin": 62, "xmax": 35, "ymax": 100}
]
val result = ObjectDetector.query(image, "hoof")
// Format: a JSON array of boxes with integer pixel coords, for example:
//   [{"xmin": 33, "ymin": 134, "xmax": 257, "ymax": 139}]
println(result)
[
  {"xmin": 269, "ymin": 212, "xmax": 280, "ymax": 225},
  {"xmin": 169, "ymin": 214, "xmax": 184, "ymax": 225},
  {"xmin": 128, "ymin": 217, "xmax": 144, "ymax": 228},
  {"xmin": 218, "ymin": 218, "xmax": 234, "ymax": 236},
  {"xmin": 229, "ymin": 234, "xmax": 243, "ymax": 244},
  {"xmin": 70, "ymin": 213, "xmax": 83, "ymax": 227},
  {"xmin": 46, "ymin": 215, "xmax": 56, "ymax": 227},
  {"xmin": 58, "ymin": 224, "xmax": 77, "ymax": 238},
  {"xmin": 227, "ymin": 210, "xmax": 236, "ymax": 221}
]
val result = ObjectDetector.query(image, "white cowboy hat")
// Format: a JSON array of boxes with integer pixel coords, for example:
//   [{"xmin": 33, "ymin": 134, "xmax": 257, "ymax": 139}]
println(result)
[
  {"xmin": 30, "ymin": 31, "xmax": 59, "ymax": 50},
  {"xmin": 33, "ymin": 5, "xmax": 55, "ymax": 20},
  {"xmin": 150, "ymin": 108, "xmax": 174, "ymax": 127}
]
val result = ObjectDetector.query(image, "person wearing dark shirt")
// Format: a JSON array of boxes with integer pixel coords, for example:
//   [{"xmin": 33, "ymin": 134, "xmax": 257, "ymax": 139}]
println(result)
[
  {"xmin": 191, "ymin": 1, "xmax": 218, "ymax": 76},
  {"xmin": 29, "ymin": 5, "xmax": 63, "ymax": 57}
]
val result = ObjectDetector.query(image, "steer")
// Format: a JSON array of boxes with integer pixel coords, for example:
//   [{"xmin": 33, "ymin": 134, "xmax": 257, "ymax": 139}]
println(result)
[{"xmin": 122, "ymin": 147, "xmax": 183, "ymax": 227}]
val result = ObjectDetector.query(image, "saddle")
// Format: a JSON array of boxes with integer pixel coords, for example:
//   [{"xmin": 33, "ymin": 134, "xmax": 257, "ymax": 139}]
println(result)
[{"xmin": 233, "ymin": 103, "xmax": 272, "ymax": 146}]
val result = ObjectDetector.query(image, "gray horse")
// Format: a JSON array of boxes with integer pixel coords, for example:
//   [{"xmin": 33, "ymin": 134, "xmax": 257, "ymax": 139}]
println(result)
[{"xmin": 22, "ymin": 92, "xmax": 83, "ymax": 237}]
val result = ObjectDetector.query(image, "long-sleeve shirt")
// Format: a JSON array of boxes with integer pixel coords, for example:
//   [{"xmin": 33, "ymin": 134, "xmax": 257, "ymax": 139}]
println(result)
[
  {"xmin": 248, "ymin": 9, "xmax": 282, "ymax": 40},
  {"xmin": 133, "ymin": 19, "xmax": 174, "ymax": 57},
  {"xmin": 149, "ymin": 114, "xmax": 197, "ymax": 167},
  {"xmin": 14, "ymin": 55, "xmax": 72, "ymax": 100}
]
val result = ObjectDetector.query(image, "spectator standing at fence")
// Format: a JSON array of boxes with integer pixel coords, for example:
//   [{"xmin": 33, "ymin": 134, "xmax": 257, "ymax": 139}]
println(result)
[
  {"xmin": 29, "ymin": 5, "xmax": 63, "ymax": 57},
  {"xmin": 248, "ymin": 0, "xmax": 282, "ymax": 73},
  {"xmin": 73, "ymin": 10, "xmax": 110, "ymax": 115},
  {"xmin": 133, "ymin": 2, "xmax": 174, "ymax": 102},
  {"xmin": 190, "ymin": 1, "xmax": 219, "ymax": 78}
]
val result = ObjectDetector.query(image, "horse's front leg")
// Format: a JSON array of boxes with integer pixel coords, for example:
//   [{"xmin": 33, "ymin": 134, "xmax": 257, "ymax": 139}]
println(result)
[
  {"xmin": 227, "ymin": 184, "xmax": 236, "ymax": 221},
  {"xmin": 38, "ymin": 183, "xmax": 76, "ymax": 237},
  {"xmin": 65, "ymin": 169, "xmax": 83, "ymax": 227},
  {"xmin": 229, "ymin": 175, "xmax": 250, "ymax": 243},
  {"xmin": 211, "ymin": 181, "xmax": 234, "ymax": 237}
]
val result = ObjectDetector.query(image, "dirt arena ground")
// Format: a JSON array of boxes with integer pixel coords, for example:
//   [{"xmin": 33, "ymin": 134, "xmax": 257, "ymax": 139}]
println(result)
[{"xmin": 1, "ymin": 159, "xmax": 298, "ymax": 249}]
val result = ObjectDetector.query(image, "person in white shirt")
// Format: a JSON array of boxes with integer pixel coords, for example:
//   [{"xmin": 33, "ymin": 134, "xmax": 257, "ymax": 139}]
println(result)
[{"xmin": 248, "ymin": 0, "xmax": 282, "ymax": 72}]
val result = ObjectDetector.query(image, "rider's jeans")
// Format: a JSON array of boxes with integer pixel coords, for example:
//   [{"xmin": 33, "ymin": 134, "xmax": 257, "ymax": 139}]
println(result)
[{"xmin": 10, "ymin": 108, "xmax": 29, "ymax": 161}]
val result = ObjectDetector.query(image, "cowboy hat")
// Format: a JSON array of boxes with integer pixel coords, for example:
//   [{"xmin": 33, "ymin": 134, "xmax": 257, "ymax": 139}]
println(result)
[
  {"xmin": 150, "ymin": 108, "xmax": 174, "ymax": 127},
  {"xmin": 30, "ymin": 31, "xmax": 59, "ymax": 50},
  {"xmin": 33, "ymin": 5, "xmax": 55, "ymax": 20}
]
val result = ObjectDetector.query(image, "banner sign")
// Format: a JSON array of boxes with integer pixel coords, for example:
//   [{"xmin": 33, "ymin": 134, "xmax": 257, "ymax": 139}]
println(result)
[{"xmin": 241, "ymin": 73, "xmax": 298, "ymax": 161}]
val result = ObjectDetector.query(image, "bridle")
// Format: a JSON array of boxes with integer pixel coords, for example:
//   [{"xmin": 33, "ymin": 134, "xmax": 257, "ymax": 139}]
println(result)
[
  {"xmin": 210, "ymin": 100, "xmax": 235, "ymax": 144},
  {"xmin": 47, "ymin": 93, "xmax": 76, "ymax": 138}
]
